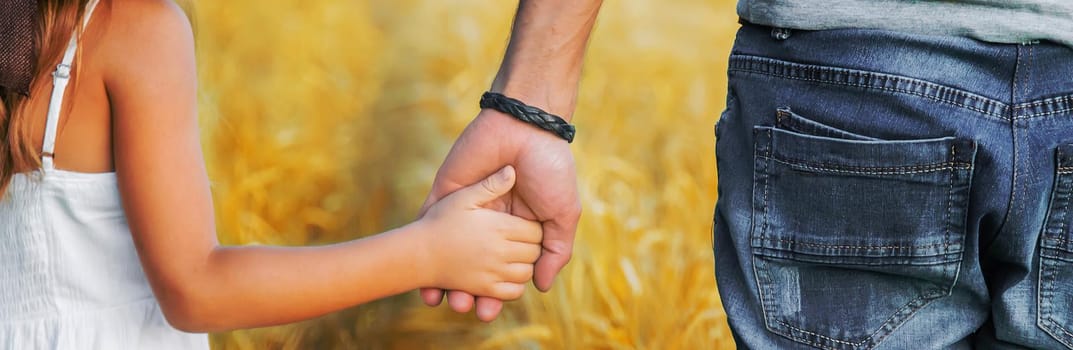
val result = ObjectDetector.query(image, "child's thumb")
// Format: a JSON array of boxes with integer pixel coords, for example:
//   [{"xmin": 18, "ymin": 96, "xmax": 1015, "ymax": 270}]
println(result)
[{"xmin": 458, "ymin": 165, "xmax": 516, "ymax": 207}]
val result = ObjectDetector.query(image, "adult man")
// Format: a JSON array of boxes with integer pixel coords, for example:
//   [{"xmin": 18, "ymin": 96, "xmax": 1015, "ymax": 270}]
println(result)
[{"xmin": 422, "ymin": 0, "xmax": 1073, "ymax": 348}]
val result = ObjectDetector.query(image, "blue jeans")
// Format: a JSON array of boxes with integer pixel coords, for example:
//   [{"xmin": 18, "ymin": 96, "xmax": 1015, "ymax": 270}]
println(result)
[{"xmin": 713, "ymin": 22, "xmax": 1073, "ymax": 349}]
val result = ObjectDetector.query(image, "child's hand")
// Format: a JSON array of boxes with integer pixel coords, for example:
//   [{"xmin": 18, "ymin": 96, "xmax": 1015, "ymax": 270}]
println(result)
[{"xmin": 416, "ymin": 165, "xmax": 543, "ymax": 301}]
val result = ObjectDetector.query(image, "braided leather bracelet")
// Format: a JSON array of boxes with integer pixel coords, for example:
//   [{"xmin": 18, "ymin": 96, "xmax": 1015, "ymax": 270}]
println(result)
[{"xmin": 479, "ymin": 92, "xmax": 576, "ymax": 143}]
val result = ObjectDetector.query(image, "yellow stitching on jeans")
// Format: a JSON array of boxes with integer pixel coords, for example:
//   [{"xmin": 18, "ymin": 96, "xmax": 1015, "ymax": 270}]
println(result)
[
  {"xmin": 755, "ymin": 237, "xmax": 953, "ymax": 250},
  {"xmin": 770, "ymin": 157, "xmax": 971, "ymax": 175}
]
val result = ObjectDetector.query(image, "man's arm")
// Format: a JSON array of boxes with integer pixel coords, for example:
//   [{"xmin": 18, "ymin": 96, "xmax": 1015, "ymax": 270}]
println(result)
[
  {"xmin": 419, "ymin": 0, "xmax": 603, "ymax": 322},
  {"xmin": 490, "ymin": 0, "xmax": 603, "ymax": 120}
]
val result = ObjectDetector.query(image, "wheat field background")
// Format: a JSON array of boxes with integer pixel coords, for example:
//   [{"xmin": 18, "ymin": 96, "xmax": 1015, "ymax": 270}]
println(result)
[{"xmin": 188, "ymin": 0, "xmax": 739, "ymax": 348}]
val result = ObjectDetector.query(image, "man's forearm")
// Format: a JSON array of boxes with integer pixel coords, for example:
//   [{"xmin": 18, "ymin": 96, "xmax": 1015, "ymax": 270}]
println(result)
[{"xmin": 490, "ymin": 0, "xmax": 603, "ymax": 122}]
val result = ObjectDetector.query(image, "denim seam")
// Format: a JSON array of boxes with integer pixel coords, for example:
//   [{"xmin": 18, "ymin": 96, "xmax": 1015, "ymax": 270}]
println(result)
[
  {"xmin": 1013, "ymin": 95, "xmax": 1073, "ymax": 119},
  {"xmin": 1025, "ymin": 46, "xmax": 1031, "ymax": 101},
  {"xmin": 1044, "ymin": 318, "xmax": 1073, "ymax": 350},
  {"xmin": 1013, "ymin": 46, "xmax": 1021, "ymax": 112},
  {"xmin": 760, "ymin": 129, "xmax": 773, "ymax": 256},
  {"xmin": 728, "ymin": 55, "xmax": 1008, "ymax": 120},
  {"xmin": 866, "ymin": 286, "xmax": 948, "ymax": 348},
  {"xmin": 769, "ymin": 277, "xmax": 951, "ymax": 350},
  {"xmin": 1038, "ymin": 148, "xmax": 1073, "ymax": 349},
  {"xmin": 1028, "ymin": 45, "xmax": 1034, "ymax": 103},
  {"xmin": 1047, "ymin": 237, "xmax": 1073, "ymax": 245},
  {"xmin": 753, "ymin": 133, "xmax": 962, "ymax": 349},
  {"xmin": 1018, "ymin": 95, "xmax": 1073, "ymax": 108},
  {"xmin": 730, "ymin": 67, "xmax": 1004, "ymax": 120},
  {"xmin": 769, "ymin": 156, "xmax": 971, "ymax": 175},
  {"xmin": 1040, "ymin": 261, "xmax": 1073, "ymax": 348},
  {"xmin": 1054, "ymin": 152, "xmax": 1070, "ymax": 251},
  {"xmin": 774, "ymin": 285, "xmax": 944, "ymax": 350},
  {"xmin": 775, "ymin": 319, "xmax": 861, "ymax": 348},
  {"xmin": 856, "ymin": 170, "xmax": 962, "ymax": 348},
  {"xmin": 776, "ymin": 109, "xmax": 821, "ymax": 138},
  {"xmin": 1053, "ymin": 168, "xmax": 1069, "ymax": 245},
  {"xmin": 754, "ymin": 237, "xmax": 950, "ymax": 250},
  {"xmin": 752, "ymin": 129, "xmax": 777, "ymax": 336},
  {"xmin": 1048, "ymin": 318, "xmax": 1073, "ymax": 338},
  {"xmin": 775, "ymin": 108, "xmax": 877, "ymax": 141},
  {"xmin": 944, "ymin": 150, "xmax": 954, "ymax": 260},
  {"xmin": 754, "ymin": 257, "xmax": 779, "ymax": 345},
  {"xmin": 1010, "ymin": 47, "xmax": 1073, "ymax": 119},
  {"xmin": 1020, "ymin": 45, "xmax": 1031, "ymax": 105},
  {"xmin": 752, "ymin": 125, "xmax": 966, "ymax": 349}
]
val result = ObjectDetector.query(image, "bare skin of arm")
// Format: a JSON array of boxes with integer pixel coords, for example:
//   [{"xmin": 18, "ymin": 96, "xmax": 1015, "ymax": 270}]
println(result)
[
  {"xmin": 419, "ymin": 0, "xmax": 603, "ymax": 321},
  {"xmin": 102, "ymin": 0, "xmax": 542, "ymax": 333}
]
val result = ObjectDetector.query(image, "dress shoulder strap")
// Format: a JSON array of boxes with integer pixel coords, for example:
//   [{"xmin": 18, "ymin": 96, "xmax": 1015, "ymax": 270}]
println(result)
[{"xmin": 41, "ymin": 0, "xmax": 101, "ymax": 170}]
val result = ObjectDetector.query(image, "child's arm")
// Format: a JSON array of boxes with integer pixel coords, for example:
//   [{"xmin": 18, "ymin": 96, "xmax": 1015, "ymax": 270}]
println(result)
[
  {"xmin": 102, "ymin": 0, "xmax": 541, "ymax": 332},
  {"xmin": 135, "ymin": 166, "xmax": 537, "ymax": 333}
]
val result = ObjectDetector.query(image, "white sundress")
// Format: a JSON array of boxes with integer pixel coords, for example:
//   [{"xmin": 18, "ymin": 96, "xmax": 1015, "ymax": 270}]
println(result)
[{"xmin": 0, "ymin": 2, "xmax": 209, "ymax": 349}]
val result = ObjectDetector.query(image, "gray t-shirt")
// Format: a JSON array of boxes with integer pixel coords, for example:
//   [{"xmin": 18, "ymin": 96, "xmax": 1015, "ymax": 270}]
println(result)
[{"xmin": 738, "ymin": 0, "xmax": 1073, "ymax": 48}]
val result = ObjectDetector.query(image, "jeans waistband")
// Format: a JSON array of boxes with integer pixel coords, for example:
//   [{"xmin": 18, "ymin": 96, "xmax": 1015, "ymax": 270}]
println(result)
[{"xmin": 730, "ymin": 21, "xmax": 1073, "ymax": 120}]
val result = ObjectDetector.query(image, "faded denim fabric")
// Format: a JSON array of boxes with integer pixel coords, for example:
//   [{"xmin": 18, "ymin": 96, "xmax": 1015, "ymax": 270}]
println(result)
[
  {"xmin": 712, "ymin": 22, "xmax": 1073, "ymax": 349},
  {"xmin": 736, "ymin": 0, "xmax": 1073, "ymax": 48}
]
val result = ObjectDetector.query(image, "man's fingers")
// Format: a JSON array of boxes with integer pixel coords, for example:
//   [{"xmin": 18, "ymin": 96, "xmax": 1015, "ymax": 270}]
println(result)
[
  {"xmin": 475, "ymin": 296, "xmax": 505, "ymax": 322},
  {"xmin": 533, "ymin": 212, "xmax": 580, "ymax": 292},
  {"xmin": 446, "ymin": 290, "xmax": 475, "ymax": 313},
  {"xmin": 420, "ymin": 288, "xmax": 445, "ymax": 306}
]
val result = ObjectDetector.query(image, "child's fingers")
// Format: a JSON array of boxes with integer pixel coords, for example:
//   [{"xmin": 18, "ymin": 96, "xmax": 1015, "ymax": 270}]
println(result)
[
  {"xmin": 489, "ymin": 282, "xmax": 526, "ymax": 301},
  {"xmin": 500, "ymin": 262, "xmax": 535, "ymax": 283},
  {"xmin": 502, "ymin": 241, "xmax": 543, "ymax": 263},
  {"xmin": 499, "ymin": 214, "xmax": 544, "ymax": 244}
]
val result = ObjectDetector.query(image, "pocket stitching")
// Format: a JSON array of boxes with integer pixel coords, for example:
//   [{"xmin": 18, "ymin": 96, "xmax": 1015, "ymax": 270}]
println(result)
[
  {"xmin": 1041, "ymin": 262, "xmax": 1073, "ymax": 348},
  {"xmin": 775, "ymin": 319, "xmax": 862, "ymax": 348},
  {"xmin": 754, "ymin": 237, "xmax": 950, "ymax": 251},
  {"xmin": 773, "ymin": 285, "xmax": 947, "ymax": 350},
  {"xmin": 752, "ymin": 125, "xmax": 970, "ymax": 349},
  {"xmin": 757, "ymin": 128, "xmax": 773, "ymax": 262},
  {"xmin": 943, "ymin": 149, "xmax": 956, "ymax": 272},
  {"xmin": 1047, "ymin": 318, "xmax": 1073, "ymax": 339},
  {"xmin": 772, "ymin": 156, "xmax": 970, "ymax": 176},
  {"xmin": 752, "ymin": 129, "xmax": 776, "ymax": 341},
  {"xmin": 1037, "ymin": 145, "xmax": 1073, "ymax": 349},
  {"xmin": 775, "ymin": 108, "xmax": 880, "ymax": 142},
  {"xmin": 1045, "ymin": 236, "xmax": 1073, "ymax": 249}
]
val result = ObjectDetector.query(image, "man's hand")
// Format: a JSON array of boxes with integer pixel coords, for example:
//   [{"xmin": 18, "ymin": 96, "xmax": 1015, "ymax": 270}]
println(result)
[
  {"xmin": 417, "ymin": 108, "xmax": 580, "ymax": 322},
  {"xmin": 418, "ymin": 0, "xmax": 601, "ymax": 322}
]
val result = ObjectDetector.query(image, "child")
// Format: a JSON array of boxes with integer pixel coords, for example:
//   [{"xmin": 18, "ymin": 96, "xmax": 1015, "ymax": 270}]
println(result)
[{"xmin": 0, "ymin": 1, "xmax": 542, "ymax": 348}]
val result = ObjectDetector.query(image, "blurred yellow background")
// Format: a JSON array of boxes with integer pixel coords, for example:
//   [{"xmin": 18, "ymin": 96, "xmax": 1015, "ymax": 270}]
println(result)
[{"xmin": 189, "ymin": 0, "xmax": 738, "ymax": 348}]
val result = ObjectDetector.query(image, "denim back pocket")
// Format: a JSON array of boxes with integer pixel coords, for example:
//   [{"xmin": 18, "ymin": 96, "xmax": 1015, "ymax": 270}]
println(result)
[
  {"xmin": 1039, "ymin": 144, "xmax": 1073, "ymax": 349},
  {"xmin": 750, "ymin": 121, "xmax": 976, "ymax": 349}
]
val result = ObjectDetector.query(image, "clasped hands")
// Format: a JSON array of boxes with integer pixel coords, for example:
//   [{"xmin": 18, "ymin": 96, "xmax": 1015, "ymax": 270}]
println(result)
[{"xmin": 418, "ymin": 108, "xmax": 581, "ymax": 322}]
